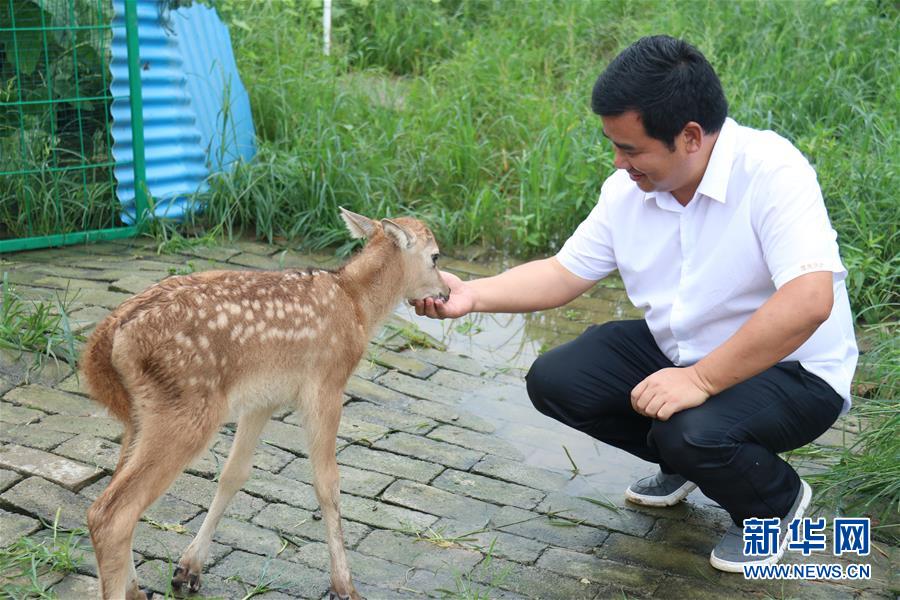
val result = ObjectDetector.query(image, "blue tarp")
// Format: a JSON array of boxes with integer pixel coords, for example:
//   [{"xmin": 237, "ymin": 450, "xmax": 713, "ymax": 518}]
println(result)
[{"xmin": 110, "ymin": 1, "xmax": 256, "ymax": 223}]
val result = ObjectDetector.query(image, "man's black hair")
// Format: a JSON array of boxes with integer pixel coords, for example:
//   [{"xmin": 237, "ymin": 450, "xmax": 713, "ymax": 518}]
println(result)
[{"xmin": 592, "ymin": 35, "xmax": 728, "ymax": 150}]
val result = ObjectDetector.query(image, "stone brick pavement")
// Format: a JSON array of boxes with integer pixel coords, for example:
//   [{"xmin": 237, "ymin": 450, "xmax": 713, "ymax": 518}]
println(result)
[{"xmin": 0, "ymin": 239, "xmax": 896, "ymax": 599}]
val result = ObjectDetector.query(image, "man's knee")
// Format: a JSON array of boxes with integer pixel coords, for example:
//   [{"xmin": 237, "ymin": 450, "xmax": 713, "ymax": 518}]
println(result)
[
  {"xmin": 650, "ymin": 414, "xmax": 732, "ymax": 471},
  {"xmin": 525, "ymin": 351, "xmax": 558, "ymax": 416},
  {"xmin": 525, "ymin": 339, "xmax": 590, "ymax": 418}
]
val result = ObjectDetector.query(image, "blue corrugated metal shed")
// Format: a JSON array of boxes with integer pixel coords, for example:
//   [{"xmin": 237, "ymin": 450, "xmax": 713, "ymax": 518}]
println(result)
[
  {"xmin": 170, "ymin": 4, "xmax": 256, "ymax": 171},
  {"xmin": 110, "ymin": 0, "xmax": 255, "ymax": 223}
]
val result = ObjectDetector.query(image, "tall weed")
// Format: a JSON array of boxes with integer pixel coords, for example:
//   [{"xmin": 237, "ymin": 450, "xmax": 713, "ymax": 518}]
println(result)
[
  {"xmin": 5, "ymin": 0, "xmax": 896, "ymax": 322},
  {"xmin": 810, "ymin": 327, "xmax": 899, "ymax": 543},
  {"xmin": 205, "ymin": 0, "xmax": 896, "ymax": 321}
]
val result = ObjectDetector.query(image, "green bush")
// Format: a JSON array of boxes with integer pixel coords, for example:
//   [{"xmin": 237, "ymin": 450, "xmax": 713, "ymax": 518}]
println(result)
[
  {"xmin": 3, "ymin": 0, "xmax": 896, "ymax": 323},
  {"xmin": 207, "ymin": 0, "xmax": 897, "ymax": 321}
]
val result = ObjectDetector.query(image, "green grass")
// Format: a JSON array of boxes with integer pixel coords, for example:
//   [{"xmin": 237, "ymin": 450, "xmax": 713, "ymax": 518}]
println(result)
[
  {"xmin": 809, "ymin": 326, "xmax": 899, "ymax": 543},
  {"xmin": 0, "ymin": 167, "xmax": 120, "ymax": 240},
  {"xmin": 0, "ymin": 511, "xmax": 86, "ymax": 599},
  {"xmin": 378, "ymin": 319, "xmax": 447, "ymax": 351},
  {"xmin": 407, "ymin": 524, "xmax": 487, "ymax": 550},
  {"xmin": 223, "ymin": 560, "xmax": 282, "ymax": 600},
  {"xmin": 147, "ymin": 217, "xmax": 222, "ymax": 256},
  {"xmin": 4, "ymin": 0, "xmax": 896, "ymax": 324},
  {"xmin": 436, "ymin": 538, "xmax": 511, "ymax": 600},
  {"xmin": 0, "ymin": 272, "xmax": 83, "ymax": 366},
  {"xmin": 195, "ymin": 0, "xmax": 898, "ymax": 321}
]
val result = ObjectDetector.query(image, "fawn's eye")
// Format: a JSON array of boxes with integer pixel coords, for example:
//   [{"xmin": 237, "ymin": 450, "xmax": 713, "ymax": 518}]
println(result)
[{"xmin": 431, "ymin": 253, "xmax": 440, "ymax": 265}]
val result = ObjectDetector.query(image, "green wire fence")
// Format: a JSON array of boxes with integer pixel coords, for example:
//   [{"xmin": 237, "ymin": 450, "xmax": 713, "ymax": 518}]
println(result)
[{"xmin": 0, "ymin": 0, "xmax": 147, "ymax": 253}]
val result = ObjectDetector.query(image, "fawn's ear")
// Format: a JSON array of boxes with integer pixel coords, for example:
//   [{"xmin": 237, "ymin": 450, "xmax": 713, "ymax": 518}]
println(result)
[
  {"xmin": 339, "ymin": 207, "xmax": 376, "ymax": 239},
  {"xmin": 381, "ymin": 219, "xmax": 416, "ymax": 249}
]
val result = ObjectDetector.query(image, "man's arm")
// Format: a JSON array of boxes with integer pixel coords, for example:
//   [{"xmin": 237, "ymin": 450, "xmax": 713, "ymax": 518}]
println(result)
[
  {"xmin": 632, "ymin": 270, "xmax": 835, "ymax": 420},
  {"xmin": 412, "ymin": 257, "xmax": 597, "ymax": 319}
]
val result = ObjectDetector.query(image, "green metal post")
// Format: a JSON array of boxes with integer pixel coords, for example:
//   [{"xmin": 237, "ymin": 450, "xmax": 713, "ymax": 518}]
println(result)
[{"xmin": 124, "ymin": 0, "xmax": 149, "ymax": 228}]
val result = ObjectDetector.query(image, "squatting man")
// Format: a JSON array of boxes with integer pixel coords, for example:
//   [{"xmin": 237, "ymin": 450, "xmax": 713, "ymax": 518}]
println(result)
[{"xmin": 412, "ymin": 35, "xmax": 858, "ymax": 571}]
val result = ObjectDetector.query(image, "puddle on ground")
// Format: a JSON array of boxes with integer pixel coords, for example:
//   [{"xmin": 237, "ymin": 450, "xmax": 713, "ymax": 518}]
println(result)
[
  {"xmin": 396, "ymin": 260, "xmax": 710, "ymax": 505},
  {"xmin": 395, "ymin": 256, "xmax": 642, "ymax": 373},
  {"xmin": 394, "ymin": 257, "xmax": 716, "ymax": 506}
]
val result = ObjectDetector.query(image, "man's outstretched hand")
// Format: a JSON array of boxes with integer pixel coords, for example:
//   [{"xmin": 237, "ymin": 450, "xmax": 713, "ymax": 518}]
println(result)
[
  {"xmin": 631, "ymin": 366, "xmax": 714, "ymax": 421},
  {"xmin": 410, "ymin": 271, "xmax": 475, "ymax": 319}
]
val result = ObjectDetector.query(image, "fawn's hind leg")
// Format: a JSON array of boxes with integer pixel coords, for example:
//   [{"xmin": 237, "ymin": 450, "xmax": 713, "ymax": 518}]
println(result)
[
  {"xmin": 304, "ymin": 388, "xmax": 361, "ymax": 600},
  {"xmin": 173, "ymin": 407, "xmax": 274, "ymax": 592},
  {"xmin": 114, "ymin": 422, "xmax": 134, "ymax": 475},
  {"xmin": 88, "ymin": 404, "xmax": 221, "ymax": 600}
]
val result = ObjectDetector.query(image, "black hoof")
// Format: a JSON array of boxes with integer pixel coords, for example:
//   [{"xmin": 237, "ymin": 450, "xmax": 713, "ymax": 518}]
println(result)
[
  {"xmin": 172, "ymin": 565, "xmax": 201, "ymax": 593},
  {"xmin": 171, "ymin": 565, "xmax": 185, "ymax": 590},
  {"xmin": 171, "ymin": 565, "xmax": 184, "ymax": 589},
  {"xmin": 140, "ymin": 587, "xmax": 154, "ymax": 600},
  {"xmin": 327, "ymin": 588, "xmax": 364, "ymax": 600}
]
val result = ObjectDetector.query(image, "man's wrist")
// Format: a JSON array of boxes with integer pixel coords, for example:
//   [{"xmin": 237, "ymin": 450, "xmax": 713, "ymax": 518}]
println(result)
[
  {"xmin": 468, "ymin": 280, "xmax": 487, "ymax": 314},
  {"xmin": 688, "ymin": 363, "xmax": 719, "ymax": 396}
]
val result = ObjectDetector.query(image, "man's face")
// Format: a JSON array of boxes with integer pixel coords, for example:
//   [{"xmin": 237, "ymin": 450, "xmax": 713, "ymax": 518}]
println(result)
[{"xmin": 601, "ymin": 111, "xmax": 694, "ymax": 199}]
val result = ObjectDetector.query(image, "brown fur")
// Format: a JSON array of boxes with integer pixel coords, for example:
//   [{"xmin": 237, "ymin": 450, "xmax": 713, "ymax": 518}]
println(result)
[{"xmin": 81, "ymin": 211, "xmax": 448, "ymax": 600}]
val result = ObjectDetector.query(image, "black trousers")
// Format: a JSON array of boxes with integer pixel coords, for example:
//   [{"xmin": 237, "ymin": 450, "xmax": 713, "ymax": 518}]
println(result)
[{"xmin": 525, "ymin": 320, "xmax": 843, "ymax": 525}]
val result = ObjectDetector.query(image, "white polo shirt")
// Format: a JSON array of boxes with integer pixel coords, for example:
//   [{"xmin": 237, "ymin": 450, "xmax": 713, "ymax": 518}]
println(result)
[{"xmin": 556, "ymin": 117, "xmax": 857, "ymax": 413}]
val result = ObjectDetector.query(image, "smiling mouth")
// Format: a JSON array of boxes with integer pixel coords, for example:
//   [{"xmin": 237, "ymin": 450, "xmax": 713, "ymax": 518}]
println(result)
[{"xmin": 628, "ymin": 170, "xmax": 645, "ymax": 181}]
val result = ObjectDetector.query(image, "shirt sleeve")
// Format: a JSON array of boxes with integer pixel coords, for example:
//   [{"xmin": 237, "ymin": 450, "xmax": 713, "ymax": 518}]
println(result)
[
  {"xmin": 555, "ymin": 182, "xmax": 618, "ymax": 281},
  {"xmin": 754, "ymin": 162, "xmax": 846, "ymax": 289}
]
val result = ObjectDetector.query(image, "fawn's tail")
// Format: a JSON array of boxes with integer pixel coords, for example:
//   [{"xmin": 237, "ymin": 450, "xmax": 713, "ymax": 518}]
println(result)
[{"xmin": 81, "ymin": 316, "xmax": 133, "ymax": 425}]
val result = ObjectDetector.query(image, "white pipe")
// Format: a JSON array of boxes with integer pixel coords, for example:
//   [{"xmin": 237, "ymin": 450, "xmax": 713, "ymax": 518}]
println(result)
[{"xmin": 323, "ymin": 0, "xmax": 332, "ymax": 56}]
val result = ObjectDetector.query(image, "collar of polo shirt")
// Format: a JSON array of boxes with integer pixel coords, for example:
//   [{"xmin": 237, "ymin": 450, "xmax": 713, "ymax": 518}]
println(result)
[{"xmin": 644, "ymin": 117, "xmax": 738, "ymax": 207}]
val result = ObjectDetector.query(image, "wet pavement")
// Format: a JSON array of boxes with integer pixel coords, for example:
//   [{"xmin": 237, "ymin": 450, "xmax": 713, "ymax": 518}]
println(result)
[
  {"xmin": 0, "ymin": 238, "xmax": 895, "ymax": 599},
  {"xmin": 396, "ymin": 261, "xmax": 717, "ymax": 507}
]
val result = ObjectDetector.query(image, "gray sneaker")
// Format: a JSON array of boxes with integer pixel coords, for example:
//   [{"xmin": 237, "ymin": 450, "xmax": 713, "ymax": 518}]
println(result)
[
  {"xmin": 624, "ymin": 470, "xmax": 698, "ymax": 507},
  {"xmin": 709, "ymin": 479, "xmax": 812, "ymax": 573}
]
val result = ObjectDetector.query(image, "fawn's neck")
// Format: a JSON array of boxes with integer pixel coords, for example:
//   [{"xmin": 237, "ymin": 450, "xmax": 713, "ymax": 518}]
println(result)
[{"xmin": 337, "ymin": 237, "xmax": 406, "ymax": 336}]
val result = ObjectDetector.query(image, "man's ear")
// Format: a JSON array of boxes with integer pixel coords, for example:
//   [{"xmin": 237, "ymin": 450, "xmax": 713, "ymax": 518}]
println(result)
[
  {"xmin": 681, "ymin": 122, "xmax": 704, "ymax": 153},
  {"xmin": 381, "ymin": 219, "xmax": 416, "ymax": 249},
  {"xmin": 339, "ymin": 206, "xmax": 376, "ymax": 239}
]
